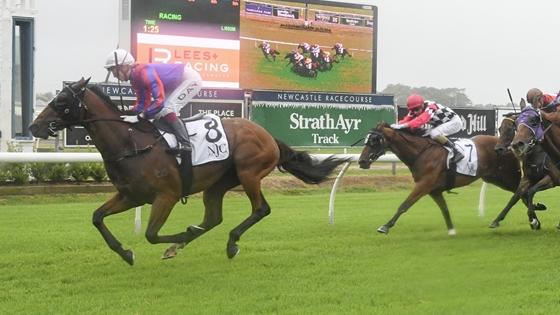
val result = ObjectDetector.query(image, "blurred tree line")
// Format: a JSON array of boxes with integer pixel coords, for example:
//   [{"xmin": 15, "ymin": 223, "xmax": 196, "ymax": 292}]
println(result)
[{"xmin": 381, "ymin": 84, "xmax": 473, "ymax": 107}]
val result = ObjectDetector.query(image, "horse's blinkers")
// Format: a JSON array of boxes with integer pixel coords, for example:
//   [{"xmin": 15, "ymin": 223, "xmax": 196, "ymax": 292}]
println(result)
[
  {"xmin": 47, "ymin": 84, "xmax": 87, "ymax": 133},
  {"xmin": 360, "ymin": 129, "xmax": 386, "ymax": 167}
]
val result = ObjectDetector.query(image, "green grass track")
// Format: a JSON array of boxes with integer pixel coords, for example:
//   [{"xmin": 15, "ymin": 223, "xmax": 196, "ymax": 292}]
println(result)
[{"xmin": 1, "ymin": 182, "xmax": 559, "ymax": 314}]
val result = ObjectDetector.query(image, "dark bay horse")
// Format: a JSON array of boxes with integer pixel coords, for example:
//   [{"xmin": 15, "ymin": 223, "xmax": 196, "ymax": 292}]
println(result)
[
  {"xmin": 29, "ymin": 78, "xmax": 348, "ymax": 265},
  {"xmin": 317, "ymin": 52, "xmax": 338, "ymax": 71},
  {"xmin": 491, "ymin": 110, "xmax": 552, "ymax": 229},
  {"xmin": 358, "ymin": 123, "xmax": 531, "ymax": 235},
  {"xmin": 504, "ymin": 105, "xmax": 560, "ymax": 229},
  {"xmin": 284, "ymin": 51, "xmax": 300, "ymax": 67}
]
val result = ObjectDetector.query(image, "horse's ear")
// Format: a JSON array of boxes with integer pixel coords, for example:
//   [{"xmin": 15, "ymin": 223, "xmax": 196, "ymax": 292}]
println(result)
[
  {"xmin": 520, "ymin": 98, "xmax": 526, "ymax": 110},
  {"xmin": 84, "ymin": 77, "xmax": 91, "ymax": 85}
]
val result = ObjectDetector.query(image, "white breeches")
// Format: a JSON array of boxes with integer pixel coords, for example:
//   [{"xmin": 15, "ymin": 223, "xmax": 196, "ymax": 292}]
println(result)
[
  {"xmin": 155, "ymin": 66, "xmax": 202, "ymax": 119},
  {"xmin": 426, "ymin": 115, "xmax": 463, "ymax": 138}
]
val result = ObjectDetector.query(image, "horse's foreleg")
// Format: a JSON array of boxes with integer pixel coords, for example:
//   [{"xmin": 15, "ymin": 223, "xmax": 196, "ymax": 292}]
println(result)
[
  {"xmin": 92, "ymin": 193, "xmax": 141, "ymax": 265},
  {"xmin": 378, "ymin": 183, "xmax": 427, "ymax": 234},
  {"xmin": 429, "ymin": 192, "xmax": 455, "ymax": 235},
  {"xmin": 526, "ymin": 175, "xmax": 555, "ymax": 230},
  {"xmin": 489, "ymin": 178, "xmax": 531, "ymax": 228}
]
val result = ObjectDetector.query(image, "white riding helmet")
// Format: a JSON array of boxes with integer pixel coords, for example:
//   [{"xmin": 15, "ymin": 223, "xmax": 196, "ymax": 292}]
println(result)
[{"xmin": 104, "ymin": 48, "xmax": 135, "ymax": 69}]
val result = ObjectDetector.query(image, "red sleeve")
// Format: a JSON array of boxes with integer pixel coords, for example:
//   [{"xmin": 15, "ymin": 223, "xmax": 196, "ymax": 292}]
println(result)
[
  {"xmin": 398, "ymin": 113, "xmax": 413, "ymax": 124},
  {"xmin": 543, "ymin": 94, "xmax": 556, "ymax": 106},
  {"xmin": 140, "ymin": 66, "xmax": 165, "ymax": 117},
  {"xmin": 406, "ymin": 111, "xmax": 431, "ymax": 129}
]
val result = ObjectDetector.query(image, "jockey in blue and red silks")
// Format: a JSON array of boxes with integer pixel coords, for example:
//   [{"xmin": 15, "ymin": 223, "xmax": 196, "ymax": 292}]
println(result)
[
  {"xmin": 391, "ymin": 94, "xmax": 465, "ymax": 163},
  {"xmin": 526, "ymin": 88, "xmax": 559, "ymax": 113},
  {"xmin": 531, "ymin": 88, "xmax": 560, "ymax": 122},
  {"xmin": 104, "ymin": 48, "xmax": 202, "ymax": 152}
]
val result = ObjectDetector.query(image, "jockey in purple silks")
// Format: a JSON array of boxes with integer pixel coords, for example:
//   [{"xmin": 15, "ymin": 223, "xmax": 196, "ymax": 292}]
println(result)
[{"xmin": 104, "ymin": 48, "xmax": 202, "ymax": 153}]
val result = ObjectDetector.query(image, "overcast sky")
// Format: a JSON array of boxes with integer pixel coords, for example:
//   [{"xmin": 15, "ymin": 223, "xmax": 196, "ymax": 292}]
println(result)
[{"xmin": 35, "ymin": 0, "xmax": 560, "ymax": 105}]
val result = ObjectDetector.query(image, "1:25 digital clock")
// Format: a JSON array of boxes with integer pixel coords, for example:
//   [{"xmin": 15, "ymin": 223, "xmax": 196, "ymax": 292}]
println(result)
[{"xmin": 143, "ymin": 24, "xmax": 160, "ymax": 33}]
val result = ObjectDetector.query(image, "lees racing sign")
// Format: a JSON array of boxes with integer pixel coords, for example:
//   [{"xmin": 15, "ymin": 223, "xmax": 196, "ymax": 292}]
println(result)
[
  {"xmin": 136, "ymin": 33, "xmax": 240, "ymax": 88},
  {"xmin": 250, "ymin": 91, "xmax": 394, "ymax": 146}
]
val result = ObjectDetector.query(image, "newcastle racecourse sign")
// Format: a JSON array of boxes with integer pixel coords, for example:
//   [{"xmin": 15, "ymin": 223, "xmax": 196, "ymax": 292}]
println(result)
[{"xmin": 251, "ymin": 91, "xmax": 395, "ymax": 146}]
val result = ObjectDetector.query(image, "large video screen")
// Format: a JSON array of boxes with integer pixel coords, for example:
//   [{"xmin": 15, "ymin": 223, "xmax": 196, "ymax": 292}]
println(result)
[
  {"xmin": 129, "ymin": 0, "xmax": 376, "ymax": 93},
  {"xmin": 239, "ymin": 0, "xmax": 376, "ymax": 93},
  {"xmin": 130, "ymin": 0, "xmax": 241, "ymax": 88}
]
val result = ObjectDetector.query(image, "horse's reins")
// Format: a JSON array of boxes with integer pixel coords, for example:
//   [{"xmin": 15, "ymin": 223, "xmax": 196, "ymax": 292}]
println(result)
[
  {"xmin": 52, "ymin": 84, "xmax": 165, "ymax": 162},
  {"xmin": 394, "ymin": 129, "xmax": 434, "ymax": 158}
]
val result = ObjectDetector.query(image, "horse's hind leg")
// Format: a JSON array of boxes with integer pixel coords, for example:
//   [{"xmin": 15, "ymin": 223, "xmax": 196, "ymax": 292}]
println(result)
[
  {"xmin": 92, "ymin": 193, "xmax": 141, "ymax": 265},
  {"xmin": 163, "ymin": 174, "xmax": 240, "ymax": 259},
  {"xmin": 430, "ymin": 192, "xmax": 456, "ymax": 235},
  {"xmin": 227, "ymin": 186, "xmax": 271, "ymax": 259}
]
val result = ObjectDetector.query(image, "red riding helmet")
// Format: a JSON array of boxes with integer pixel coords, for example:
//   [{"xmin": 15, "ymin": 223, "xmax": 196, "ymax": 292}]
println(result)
[{"xmin": 406, "ymin": 94, "xmax": 425, "ymax": 110}]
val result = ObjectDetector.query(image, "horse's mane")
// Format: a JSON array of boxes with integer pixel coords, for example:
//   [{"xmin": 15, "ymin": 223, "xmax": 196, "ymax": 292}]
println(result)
[
  {"xmin": 376, "ymin": 121, "xmax": 433, "ymax": 144},
  {"xmin": 87, "ymin": 84, "xmax": 123, "ymax": 113},
  {"xmin": 86, "ymin": 84, "xmax": 158, "ymax": 135}
]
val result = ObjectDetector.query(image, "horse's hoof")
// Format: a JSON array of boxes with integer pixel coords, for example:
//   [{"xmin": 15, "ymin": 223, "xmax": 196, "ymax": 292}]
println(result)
[
  {"xmin": 530, "ymin": 219, "xmax": 541, "ymax": 230},
  {"xmin": 377, "ymin": 225, "xmax": 389, "ymax": 234},
  {"xmin": 226, "ymin": 244, "xmax": 240, "ymax": 259},
  {"xmin": 534, "ymin": 203, "xmax": 547, "ymax": 211},
  {"xmin": 489, "ymin": 221, "xmax": 500, "ymax": 229},
  {"xmin": 122, "ymin": 250, "xmax": 135, "ymax": 266},
  {"xmin": 162, "ymin": 245, "xmax": 178, "ymax": 260},
  {"xmin": 448, "ymin": 228, "xmax": 456, "ymax": 236}
]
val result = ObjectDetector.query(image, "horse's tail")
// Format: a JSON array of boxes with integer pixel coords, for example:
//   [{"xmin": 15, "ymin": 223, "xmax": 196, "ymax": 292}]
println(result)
[{"xmin": 275, "ymin": 139, "xmax": 349, "ymax": 184}]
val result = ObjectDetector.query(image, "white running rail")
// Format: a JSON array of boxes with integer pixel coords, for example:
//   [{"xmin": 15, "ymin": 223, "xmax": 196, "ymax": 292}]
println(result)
[{"xmin": 0, "ymin": 152, "xmax": 487, "ymax": 226}]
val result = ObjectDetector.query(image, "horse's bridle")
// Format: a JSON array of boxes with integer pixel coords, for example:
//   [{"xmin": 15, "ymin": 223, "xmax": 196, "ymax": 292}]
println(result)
[
  {"xmin": 46, "ymin": 83, "xmax": 163, "ymax": 162},
  {"xmin": 48, "ymin": 83, "xmax": 137, "ymax": 133},
  {"xmin": 47, "ymin": 84, "xmax": 88, "ymax": 135},
  {"xmin": 363, "ymin": 129, "xmax": 386, "ymax": 162},
  {"xmin": 515, "ymin": 109, "xmax": 545, "ymax": 154}
]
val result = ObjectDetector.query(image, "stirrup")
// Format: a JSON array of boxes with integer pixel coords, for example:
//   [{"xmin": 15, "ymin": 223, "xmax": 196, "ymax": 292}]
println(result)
[
  {"xmin": 166, "ymin": 143, "xmax": 191, "ymax": 154},
  {"xmin": 178, "ymin": 143, "xmax": 192, "ymax": 152}
]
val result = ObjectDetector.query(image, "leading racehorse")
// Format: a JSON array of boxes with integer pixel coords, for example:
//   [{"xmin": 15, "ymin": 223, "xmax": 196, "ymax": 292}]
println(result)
[
  {"xmin": 258, "ymin": 44, "xmax": 280, "ymax": 61},
  {"xmin": 29, "ymin": 78, "xmax": 348, "ymax": 265},
  {"xmin": 358, "ymin": 122, "xmax": 533, "ymax": 235}
]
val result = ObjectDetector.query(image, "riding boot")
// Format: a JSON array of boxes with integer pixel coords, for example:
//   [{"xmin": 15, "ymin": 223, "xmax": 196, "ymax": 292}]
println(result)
[
  {"xmin": 168, "ymin": 118, "xmax": 192, "ymax": 152},
  {"xmin": 447, "ymin": 141, "xmax": 464, "ymax": 164},
  {"xmin": 435, "ymin": 135, "xmax": 464, "ymax": 163}
]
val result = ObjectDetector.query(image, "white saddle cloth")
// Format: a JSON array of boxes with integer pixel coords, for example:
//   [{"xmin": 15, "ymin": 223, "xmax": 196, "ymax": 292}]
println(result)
[
  {"xmin": 445, "ymin": 138, "xmax": 478, "ymax": 176},
  {"xmin": 161, "ymin": 114, "xmax": 230, "ymax": 166}
]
